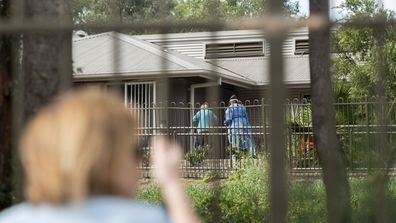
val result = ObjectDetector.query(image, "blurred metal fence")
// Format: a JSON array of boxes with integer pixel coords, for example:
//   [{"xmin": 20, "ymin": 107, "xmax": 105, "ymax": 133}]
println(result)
[{"xmin": 2, "ymin": 0, "xmax": 396, "ymax": 222}]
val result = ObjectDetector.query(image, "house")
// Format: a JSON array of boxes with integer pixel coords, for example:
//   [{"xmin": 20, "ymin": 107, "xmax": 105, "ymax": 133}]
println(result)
[
  {"xmin": 137, "ymin": 29, "xmax": 311, "ymax": 102},
  {"xmin": 73, "ymin": 29, "xmax": 311, "ymax": 106},
  {"xmin": 72, "ymin": 29, "xmax": 311, "ymax": 155}
]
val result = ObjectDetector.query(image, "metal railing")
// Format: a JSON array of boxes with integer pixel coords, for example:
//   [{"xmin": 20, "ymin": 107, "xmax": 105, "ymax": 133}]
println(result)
[{"xmin": 134, "ymin": 98, "xmax": 396, "ymax": 177}]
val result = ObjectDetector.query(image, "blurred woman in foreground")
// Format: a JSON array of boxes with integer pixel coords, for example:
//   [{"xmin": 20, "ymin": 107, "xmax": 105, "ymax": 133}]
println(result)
[{"xmin": 0, "ymin": 89, "xmax": 200, "ymax": 223}]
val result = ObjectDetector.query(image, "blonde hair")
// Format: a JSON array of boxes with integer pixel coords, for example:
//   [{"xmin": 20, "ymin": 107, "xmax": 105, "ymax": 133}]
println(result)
[
  {"xmin": 200, "ymin": 102, "xmax": 208, "ymax": 109},
  {"xmin": 20, "ymin": 88, "xmax": 137, "ymax": 204}
]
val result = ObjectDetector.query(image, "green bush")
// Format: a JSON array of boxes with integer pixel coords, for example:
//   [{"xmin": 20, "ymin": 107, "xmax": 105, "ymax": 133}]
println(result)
[
  {"xmin": 137, "ymin": 181, "xmax": 215, "ymax": 222},
  {"xmin": 187, "ymin": 184, "xmax": 216, "ymax": 223},
  {"xmin": 136, "ymin": 183, "xmax": 161, "ymax": 205},
  {"xmin": 185, "ymin": 145, "xmax": 210, "ymax": 166},
  {"xmin": 219, "ymin": 157, "xmax": 269, "ymax": 223},
  {"xmin": 226, "ymin": 146, "xmax": 247, "ymax": 160},
  {"xmin": 136, "ymin": 158, "xmax": 269, "ymax": 223},
  {"xmin": 136, "ymin": 160, "xmax": 396, "ymax": 223}
]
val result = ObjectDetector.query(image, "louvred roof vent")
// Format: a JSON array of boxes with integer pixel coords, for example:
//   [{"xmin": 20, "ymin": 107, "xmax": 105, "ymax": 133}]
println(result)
[
  {"xmin": 205, "ymin": 41, "xmax": 264, "ymax": 59},
  {"xmin": 294, "ymin": 39, "xmax": 309, "ymax": 55}
]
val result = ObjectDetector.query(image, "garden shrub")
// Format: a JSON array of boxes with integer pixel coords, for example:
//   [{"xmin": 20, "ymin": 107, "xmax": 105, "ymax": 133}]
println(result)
[
  {"xmin": 185, "ymin": 145, "xmax": 210, "ymax": 166},
  {"xmin": 136, "ymin": 183, "xmax": 161, "ymax": 205},
  {"xmin": 136, "ymin": 159, "xmax": 396, "ymax": 223},
  {"xmin": 136, "ymin": 157, "xmax": 270, "ymax": 223},
  {"xmin": 219, "ymin": 157, "xmax": 269, "ymax": 223},
  {"xmin": 187, "ymin": 184, "xmax": 216, "ymax": 223},
  {"xmin": 137, "ymin": 181, "xmax": 216, "ymax": 222},
  {"xmin": 226, "ymin": 146, "xmax": 254, "ymax": 160}
]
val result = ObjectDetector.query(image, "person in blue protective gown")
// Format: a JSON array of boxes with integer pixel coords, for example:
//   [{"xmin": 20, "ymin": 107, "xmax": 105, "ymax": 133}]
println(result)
[{"xmin": 224, "ymin": 95, "xmax": 255, "ymax": 156}]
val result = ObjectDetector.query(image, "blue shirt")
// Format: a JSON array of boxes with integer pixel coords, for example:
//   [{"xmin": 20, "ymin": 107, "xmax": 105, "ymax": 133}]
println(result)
[
  {"xmin": 192, "ymin": 109, "xmax": 218, "ymax": 133},
  {"xmin": 0, "ymin": 196, "xmax": 170, "ymax": 223}
]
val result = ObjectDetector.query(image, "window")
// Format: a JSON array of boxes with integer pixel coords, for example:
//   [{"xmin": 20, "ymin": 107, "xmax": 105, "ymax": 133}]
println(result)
[
  {"xmin": 124, "ymin": 82, "xmax": 156, "ymax": 134},
  {"xmin": 205, "ymin": 41, "xmax": 264, "ymax": 59},
  {"xmin": 294, "ymin": 39, "xmax": 309, "ymax": 55}
]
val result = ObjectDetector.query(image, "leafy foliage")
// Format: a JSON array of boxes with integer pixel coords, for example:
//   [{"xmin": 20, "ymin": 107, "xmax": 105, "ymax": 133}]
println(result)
[
  {"xmin": 137, "ymin": 157, "xmax": 269, "ymax": 223},
  {"xmin": 136, "ymin": 183, "xmax": 162, "ymax": 205},
  {"xmin": 287, "ymin": 102, "xmax": 312, "ymax": 129},
  {"xmin": 71, "ymin": 0, "xmax": 301, "ymax": 29},
  {"xmin": 175, "ymin": 0, "xmax": 300, "ymax": 19},
  {"xmin": 226, "ymin": 146, "xmax": 255, "ymax": 160},
  {"xmin": 185, "ymin": 145, "xmax": 210, "ymax": 166},
  {"xmin": 71, "ymin": 0, "xmax": 175, "ymax": 24},
  {"xmin": 219, "ymin": 157, "xmax": 269, "ymax": 223},
  {"xmin": 331, "ymin": 0, "xmax": 396, "ymax": 170},
  {"xmin": 137, "ymin": 176, "xmax": 396, "ymax": 222},
  {"xmin": 331, "ymin": 0, "xmax": 396, "ymax": 99},
  {"xmin": 187, "ymin": 184, "xmax": 216, "ymax": 222}
]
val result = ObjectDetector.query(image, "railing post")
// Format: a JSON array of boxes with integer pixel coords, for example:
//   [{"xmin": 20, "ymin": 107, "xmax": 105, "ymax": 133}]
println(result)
[
  {"xmin": 262, "ymin": 98, "xmax": 268, "ymax": 154},
  {"xmin": 365, "ymin": 96, "xmax": 370, "ymax": 167},
  {"xmin": 287, "ymin": 102, "xmax": 293, "ymax": 170}
]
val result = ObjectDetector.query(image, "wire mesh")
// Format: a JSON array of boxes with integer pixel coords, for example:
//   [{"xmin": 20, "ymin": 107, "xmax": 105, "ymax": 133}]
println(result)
[{"xmin": 1, "ymin": 0, "xmax": 396, "ymax": 222}]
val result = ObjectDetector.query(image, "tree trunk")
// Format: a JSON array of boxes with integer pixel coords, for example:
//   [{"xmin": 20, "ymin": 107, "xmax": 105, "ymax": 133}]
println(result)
[
  {"xmin": 23, "ymin": 0, "xmax": 72, "ymax": 119},
  {"xmin": 0, "ymin": 0, "xmax": 15, "ymax": 209},
  {"xmin": 309, "ymin": 0, "xmax": 351, "ymax": 222}
]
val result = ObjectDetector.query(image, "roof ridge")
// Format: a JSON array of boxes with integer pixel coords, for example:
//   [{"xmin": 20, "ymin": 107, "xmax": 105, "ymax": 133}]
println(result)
[
  {"xmin": 73, "ymin": 32, "xmax": 112, "ymax": 42},
  {"xmin": 73, "ymin": 31, "xmax": 257, "ymax": 86},
  {"xmin": 115, "ymin": 33, "xmax": 254, "ymax": 82},
  {"xmin": 109, "ymin": 32, "xmax": 254, "ymax": 83},
  {"xmin": 108, "ymin": 32, "xmax": 202, "ymax": 70}
]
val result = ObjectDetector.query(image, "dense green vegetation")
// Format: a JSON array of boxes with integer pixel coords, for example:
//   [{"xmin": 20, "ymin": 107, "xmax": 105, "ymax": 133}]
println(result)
[
  {"xmin": 137, "ymin": 159, "xmax": 396, "ymax": 222},
  {"xmin": 71, "ymin": 0, "xmax": 300, "ymax": 25},
  {"xmin": 331, "ymin": 0, "xmax": 396, "ymax": 99}
]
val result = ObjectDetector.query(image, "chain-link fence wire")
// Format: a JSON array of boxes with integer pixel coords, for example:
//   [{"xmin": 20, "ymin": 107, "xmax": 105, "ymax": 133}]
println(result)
[{"xmin": 2, "ymin": 0, "xmax": 396, "ymax": 221}]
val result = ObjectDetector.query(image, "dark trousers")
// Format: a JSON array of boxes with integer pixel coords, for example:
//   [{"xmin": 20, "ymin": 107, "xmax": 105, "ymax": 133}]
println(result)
[{"xmin": 195, "ymin": 131, "xmax": 209, "ymax": 147}]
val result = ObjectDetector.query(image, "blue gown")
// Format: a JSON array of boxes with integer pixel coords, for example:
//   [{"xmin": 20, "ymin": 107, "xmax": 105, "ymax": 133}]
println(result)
[{"xmin": 224, "ymin": 103, "xmax": 255, "ymax": 155}]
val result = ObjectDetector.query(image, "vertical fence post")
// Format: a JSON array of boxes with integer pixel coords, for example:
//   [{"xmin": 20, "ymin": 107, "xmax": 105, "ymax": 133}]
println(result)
[
  {"xmin": 268, "ymin": 35, "xmax": 287, "ymax": 223},
  {"xmin": 267, "ymin": 0, "xmax": 288, "ymax": 219},
  {"xmin": 10, "ymin": 0, "xmax": 25, "ymax": 203}
]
